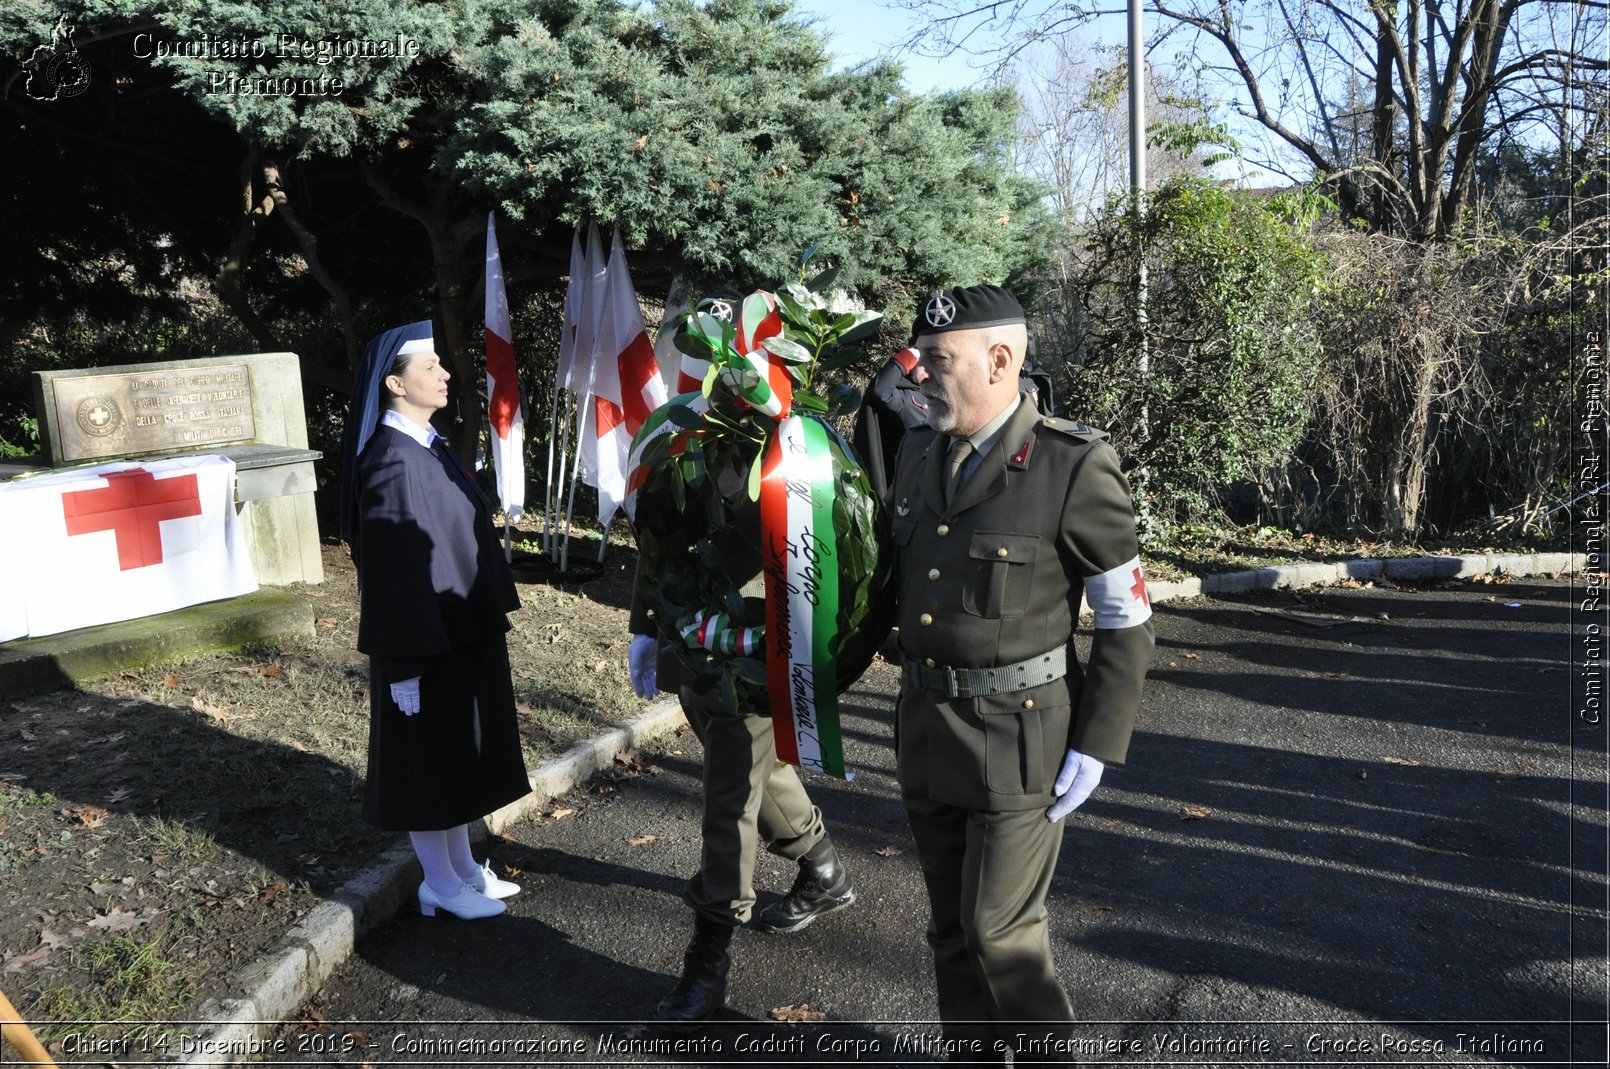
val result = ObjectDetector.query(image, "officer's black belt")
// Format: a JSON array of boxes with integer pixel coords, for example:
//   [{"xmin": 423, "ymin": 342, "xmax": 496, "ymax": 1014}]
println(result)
[{"xmin": 903, "ymin": 643, "xmax": 1068, "ymax": 699}]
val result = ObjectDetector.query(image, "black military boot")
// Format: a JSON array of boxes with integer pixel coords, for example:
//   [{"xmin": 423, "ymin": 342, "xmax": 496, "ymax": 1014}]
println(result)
[
  {"xmin": 755, "ymin": 836, "xmax": 856, "ymax": 933},
  {"xmin": 655, "ymin": 916, "xmax": 733, "ymax": 1023}
]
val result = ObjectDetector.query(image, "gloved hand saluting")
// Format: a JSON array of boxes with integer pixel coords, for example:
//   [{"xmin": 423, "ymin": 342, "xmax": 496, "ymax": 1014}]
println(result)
[
  {"xmin": 629, "ymin": 634, "xmax": 658, "ymax": 700},
  {"xmin": 1047, "ymin": 748, "xmax": 1103, "ymax": 822},
  {"xmin": 390, "ymin": 677, "xmax": 421, "ymax": 716}
]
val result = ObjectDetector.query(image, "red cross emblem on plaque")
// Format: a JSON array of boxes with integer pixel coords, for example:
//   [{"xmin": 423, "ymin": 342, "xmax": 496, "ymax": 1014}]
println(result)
[{"xmin": 61, "ymin": 468, "xmax": 203, "ymax": 571}]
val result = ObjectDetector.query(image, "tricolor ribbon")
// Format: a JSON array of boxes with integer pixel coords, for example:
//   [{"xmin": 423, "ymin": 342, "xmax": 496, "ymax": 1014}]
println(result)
[
  {"xmin": 681, "ymin": 610, "xmax": 763, "ymax": 656},
  {"xmin": 717, "ymin": 292, "xmax": 793, "ymax": 420},
  {"xmin": 760, "ymin": 414, "xmax": 850, "ymax": 780}
]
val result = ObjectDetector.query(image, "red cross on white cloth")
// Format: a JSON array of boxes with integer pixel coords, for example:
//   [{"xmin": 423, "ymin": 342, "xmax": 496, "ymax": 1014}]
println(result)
[
  {"xmin": 0, "ymin": 454, "xmax": 257, "ymax": 641},
  {"xmin": 61, "ymin": 467, "xmax": 202, "ymax": 570}
]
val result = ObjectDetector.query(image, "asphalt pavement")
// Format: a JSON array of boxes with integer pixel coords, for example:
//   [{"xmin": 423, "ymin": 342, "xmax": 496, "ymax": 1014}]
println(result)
[{"xmin": 264, "ymin": 578, "xmax": 1606, "ymax": 1067}]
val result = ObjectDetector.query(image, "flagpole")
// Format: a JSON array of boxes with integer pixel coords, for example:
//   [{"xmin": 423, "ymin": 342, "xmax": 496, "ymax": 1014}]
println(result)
[
  {"xmin": 504, "ymin": 517, "xmax": 512, "ymax": 563},
  {"xmin": 552, "ymin": 390, "xmax": 575, "ymax": 557},
  {"xmin": 543, "ymin": 381, "xmax": 564, "ymax": 557},
  {"xmin": 560, "ymin": 395, "xmax": 591, "ymax": 572}
]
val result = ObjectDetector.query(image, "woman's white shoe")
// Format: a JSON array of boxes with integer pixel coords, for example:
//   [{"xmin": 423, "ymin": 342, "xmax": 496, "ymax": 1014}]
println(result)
[
  {"xmin": 467, "ymin": 860, "xmax": 521, "ymax": 900},
  {"xmin": 418, "ymin": 880, "xmax": 505, "ymax": 919}
]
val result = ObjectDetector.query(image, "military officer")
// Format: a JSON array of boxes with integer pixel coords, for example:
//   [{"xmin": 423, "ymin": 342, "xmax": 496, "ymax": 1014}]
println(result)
[{"xmin": 889, "ymin": 284, "xmax": 1154, "ymax": 1063}]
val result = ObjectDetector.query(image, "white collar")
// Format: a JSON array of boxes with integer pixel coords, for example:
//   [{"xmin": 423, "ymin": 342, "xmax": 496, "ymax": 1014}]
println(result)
[{"xmin": 380, "ymin": 409, "xmax": 444, "ymax": 449}]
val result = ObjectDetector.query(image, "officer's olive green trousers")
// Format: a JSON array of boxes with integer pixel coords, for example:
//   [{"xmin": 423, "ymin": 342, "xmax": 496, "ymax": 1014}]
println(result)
[
  {"xmin": 680, "ymin": 686, "xmax": 826, "ymax": 926},
  {"xmin": 905, "ymin": 795, "xmax": 1076, "ymax": 1057}
]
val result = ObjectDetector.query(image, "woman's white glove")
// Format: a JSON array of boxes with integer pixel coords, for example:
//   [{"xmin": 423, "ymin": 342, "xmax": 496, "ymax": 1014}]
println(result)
[
  {"xmin": 629, "ymin": 634, "xmax": 658, "ymax": 699},
  {"xmin": 390, "ymin": 677, "xmax": 421, "ymax": 716},
  {"xmin": 1047, "ymin": 748, "xmax": 1103, "ymax": 822}
]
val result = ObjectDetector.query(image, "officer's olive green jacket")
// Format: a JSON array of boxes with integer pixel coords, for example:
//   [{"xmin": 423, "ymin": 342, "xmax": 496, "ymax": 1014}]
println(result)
[{"xmin": 890, "ymin": 396, "xmax": 1154, "ymax": 811}]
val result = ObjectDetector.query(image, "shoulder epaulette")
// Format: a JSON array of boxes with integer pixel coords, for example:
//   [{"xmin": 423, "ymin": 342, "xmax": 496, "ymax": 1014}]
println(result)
[{"xmin": 1039, "ymin": 417, "xmax": 1108, "ymax": 443}]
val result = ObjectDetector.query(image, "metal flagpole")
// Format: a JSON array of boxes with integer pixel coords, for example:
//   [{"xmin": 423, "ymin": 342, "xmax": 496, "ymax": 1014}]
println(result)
[
  {"xmin": 543, "ymin": 371, "xmax": 564, "ymax": 557},
  {"xmin": 559, "ymin": 395, "xmax": 590, "ymax": 573}
]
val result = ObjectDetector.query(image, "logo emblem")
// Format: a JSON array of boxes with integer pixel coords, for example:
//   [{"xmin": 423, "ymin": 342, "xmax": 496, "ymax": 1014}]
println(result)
[
  {"xmin": 924, "ymin": 292, "xmax": 956, "ymax": 328},
  {"xmin": 22, "ymin": 20, "xmax": 91, "ymax": 102},
  {"xmin": 706, "ymin": 299, "xmax": 733, "ymax": 323},
  {"xmin": 77, "ymin": 396, "xmax": 121, "ymax": 437},
  {"xmin": 896, "ymin": 497, "xmax": 910, "ymax": 517}
]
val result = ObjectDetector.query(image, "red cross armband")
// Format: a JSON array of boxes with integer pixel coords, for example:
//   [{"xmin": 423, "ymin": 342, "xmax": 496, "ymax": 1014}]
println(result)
[{"xmin": 1085, "ymin": 555, "xmax": 1152, "ymax": 629}]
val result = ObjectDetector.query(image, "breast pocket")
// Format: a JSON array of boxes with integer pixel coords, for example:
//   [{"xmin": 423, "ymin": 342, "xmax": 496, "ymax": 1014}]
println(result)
[{"xmin": 963, "ymin": 531, "xmax": 1040, "ymax": 618}]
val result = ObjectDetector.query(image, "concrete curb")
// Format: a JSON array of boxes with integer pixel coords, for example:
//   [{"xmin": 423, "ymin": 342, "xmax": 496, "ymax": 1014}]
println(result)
[
  {"xmin": 177, "ymin": 698, "xmax": 689, "ymax": 1067},
  {"xmin": 175, "ymin": 550, "xmax": 1591, "ymax": 1064},
  {"xmin": 1144, "ymin": 551, "xmax": 1588, "ymax": 606}
]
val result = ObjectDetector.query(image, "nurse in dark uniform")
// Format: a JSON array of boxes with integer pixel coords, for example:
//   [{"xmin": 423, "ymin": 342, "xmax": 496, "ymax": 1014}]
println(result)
[{"xmin": 339, "ymin": 321, "xmax": 531, "ymax": 920}]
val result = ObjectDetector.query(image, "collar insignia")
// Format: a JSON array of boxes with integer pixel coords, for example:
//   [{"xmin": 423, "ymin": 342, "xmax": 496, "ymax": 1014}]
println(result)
[{"xmin": 1008, "ymin": 438, "xmax": 1034, "ymax": 469}]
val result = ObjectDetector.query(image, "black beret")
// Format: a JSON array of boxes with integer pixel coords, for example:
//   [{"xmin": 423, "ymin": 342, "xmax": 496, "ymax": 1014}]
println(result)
[{"xmin": 914, "ymin": 285, "xmax": 1026, "ymax": 335}]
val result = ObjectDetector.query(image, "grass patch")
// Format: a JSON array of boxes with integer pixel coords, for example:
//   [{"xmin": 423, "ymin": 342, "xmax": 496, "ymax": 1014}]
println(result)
[{"xmin": 30, "ymin": 933, "xmax": 193, "ymax": 1050}]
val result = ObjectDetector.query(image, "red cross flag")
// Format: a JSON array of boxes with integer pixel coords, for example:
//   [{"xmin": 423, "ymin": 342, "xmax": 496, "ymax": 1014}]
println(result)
[
  {"xmin": 580, "ymin": 229, "xmax": 667, "ymax": 526},
  {"xmin": 0, "ymin": 454, "xmax": 257, "ymax": 641},
  {"xmin": 485, "ymin": 212, "xmax": 525, "ymax": 520}
]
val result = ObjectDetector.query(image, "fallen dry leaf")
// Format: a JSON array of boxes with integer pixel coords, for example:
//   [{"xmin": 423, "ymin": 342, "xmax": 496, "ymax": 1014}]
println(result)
[
  {"xmin": 1382, "ymin": 755, "xmax": 1421, "ymax": 766},
  {"xmin": 1182, "ymin": 651, "xmax": 1201, "ymax": 660},
  {"xmin": 75, "ymin": 805, "xmax": 109, "ymax": 828},
  {"xmin": 549, "ymin": 807, "xmax": 576, "ymax": 820},
  {"xmin": 162, "ymin": 674, "xmax": 180, "ymax": 688},
  {"xmin": 627, "ymin": 834, "xmax": 658, "ymax": 847},
  {"xmin": 676, "ymin": 723, "xmax": 695, "ymax": 737},
  {"xmin": 106, "ymin": 786, "xmax": 133, "ymax": 805},
  {"xmin": 2, "ymin": 946, "xmax": 51, "ymax": 972},
  {"xmin": 87, "ymin": 906, "xmax": 155, "ymax": 933},
  {"xmin": 615, "ymin": 749, "xmax": 648, "ymax": 772},
  {"xmin": 770, "ymin": 1003, "xmax": 828, "ymax": 1023},
  {"xmin": 1180, "ymin": 805, "xmax": 1211, "ymax": 821},
  {"xmin": 875, "ymin": 845, "xmax": 903, "ymax": 858},
  {"xmin": 289, "ymin": 740, "xmax": 312, "ymax": 753},
  {"xmin": 260, "ymin": 665, "xmax": 285, "ymax": 678},
  {"xmin": 88, "ymin": 881, "xmax": 124, "ymax": 896},
  {"xmin": 298, "ymin": 1007, "xmax": 327, "ymax": 1031},
  {"xmin": 38, "ymin": 929, "xmax": 71, "ymax": 949},
  {"xmin": 261, "ymin": 881, "xmax": 289, "ymax": 904},
  {"xmin": 315, "ymin": 616, "xmax": 338, "ymax": 628},
  {"xmin": 191, "ymin": 697, "xmax": 232, "ymax": 722}
]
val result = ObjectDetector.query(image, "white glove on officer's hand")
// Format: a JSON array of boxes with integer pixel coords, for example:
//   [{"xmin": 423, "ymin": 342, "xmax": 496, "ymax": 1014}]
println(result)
[
  {"xmin": 629, "ymin": 634, "xmax": 658, "ymax": 700},
  {"xmin": 390, "ymin": 677, "xmax": 421, "ymax": 716},
  {"xmin": 1047, "ymin": 748, "xmax": 1103, "ymax": 822}
]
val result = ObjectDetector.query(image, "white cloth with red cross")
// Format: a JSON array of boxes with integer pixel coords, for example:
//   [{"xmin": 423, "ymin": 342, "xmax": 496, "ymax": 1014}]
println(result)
[{"xmin": 0, "ymin": 454, "xmax": 257, "ymax": 641}]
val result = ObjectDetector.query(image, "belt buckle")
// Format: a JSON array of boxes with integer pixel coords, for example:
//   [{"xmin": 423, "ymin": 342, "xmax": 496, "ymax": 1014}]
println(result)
[{"xmin": 944, "ymin": 666, "xmax": 973, "ymax": 699}]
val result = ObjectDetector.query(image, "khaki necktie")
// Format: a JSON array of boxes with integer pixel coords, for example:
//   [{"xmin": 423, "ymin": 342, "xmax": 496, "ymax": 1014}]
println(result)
[{"xmin": 945, "ymin": 439, "xmax": 974, "ymax": 506}]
